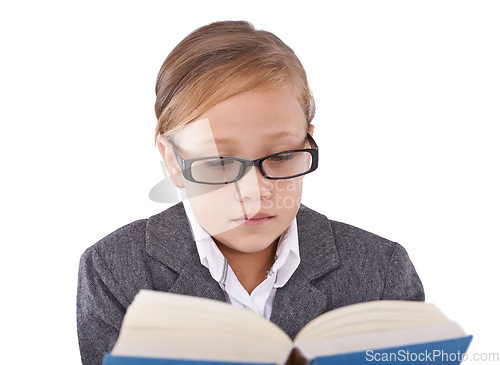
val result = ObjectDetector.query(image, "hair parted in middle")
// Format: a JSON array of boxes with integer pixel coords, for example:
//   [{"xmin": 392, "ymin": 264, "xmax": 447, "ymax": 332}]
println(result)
[{"xmin": 154, "ymin": 20, "xmax": 315, "ymax": 144}]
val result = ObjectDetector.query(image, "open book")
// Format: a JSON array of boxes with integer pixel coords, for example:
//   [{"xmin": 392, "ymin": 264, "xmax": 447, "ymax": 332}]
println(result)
[{"xmin": 103, "ymin": 290, "xmax": 472, "ymax": 365}]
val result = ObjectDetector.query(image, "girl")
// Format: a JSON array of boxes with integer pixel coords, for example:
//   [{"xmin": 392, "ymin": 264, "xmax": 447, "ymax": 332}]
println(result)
[{"xmin": 77, "ymin": 20, "xmax": 424, "ymax": 365}]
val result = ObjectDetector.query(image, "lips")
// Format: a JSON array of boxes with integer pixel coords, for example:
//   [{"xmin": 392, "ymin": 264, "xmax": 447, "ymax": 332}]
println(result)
[
  {"xmin": 234, "ymin": 212, "xmax": 274, "ymax": 220},
  {"xmin": 232, "ymin": 213, "xmax": 274, "ymax": 227}
]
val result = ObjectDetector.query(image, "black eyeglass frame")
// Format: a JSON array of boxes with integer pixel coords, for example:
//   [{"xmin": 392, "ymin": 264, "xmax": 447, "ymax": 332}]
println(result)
[{"xmin": 167, "ymin": 133, "xmax": 319, "ymax": 185}]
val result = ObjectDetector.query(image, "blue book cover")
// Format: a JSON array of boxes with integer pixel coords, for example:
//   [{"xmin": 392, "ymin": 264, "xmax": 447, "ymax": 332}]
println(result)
[
  {"xmin": 311, "ymin": 335, "xmax": 473, "ymax": 365},
  {"xmin": 102, "ymin": 353, "xmax": 273, "ymax": 365},
  {"xmin": 102, "ymin": 335, "xmax": 473, "ymax": 365}
]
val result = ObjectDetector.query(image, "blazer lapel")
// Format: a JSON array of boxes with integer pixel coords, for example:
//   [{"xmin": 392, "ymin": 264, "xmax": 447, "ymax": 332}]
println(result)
[
  {"xmin": 167, "ymin": 263, "xmax": 226, "ymax": 301},
  {"xmin": 145, "ymin": 202, "xmax": 226, "ymax": 302},
  {"xmin": 270, "ymin": 204, "xmax": 341, "ymax": 339},
  {"xmin": 270, "ymin": 270, "xmax": 328, "ymax": 339}
]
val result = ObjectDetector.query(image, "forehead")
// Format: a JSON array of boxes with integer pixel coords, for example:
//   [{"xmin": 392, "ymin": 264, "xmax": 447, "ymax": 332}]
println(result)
[{"xmin": 174, "ymin": 88, "xmax": 308, "ymax": 149}]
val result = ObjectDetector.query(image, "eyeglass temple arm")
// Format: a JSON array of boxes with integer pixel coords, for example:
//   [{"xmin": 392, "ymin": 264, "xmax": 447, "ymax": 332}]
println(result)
[{"xmin": 307, "ymin": 132, "xmax": 318, "ymax": 149}]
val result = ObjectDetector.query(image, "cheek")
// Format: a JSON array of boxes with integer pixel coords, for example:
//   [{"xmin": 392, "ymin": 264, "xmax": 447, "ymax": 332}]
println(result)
[
  {"xmin": 275, "ymin": 178, "xmax": 304, "ymax": 200},
  {"xmin": 263, "ymin": 178, "xmax": 304, "ymax": 212},
  {"xmin": 184, "ymin": 179, "xmax": 231, "ymax": 202},
  {"xmin": 185, "ymin": 182, "xmax": 237, "ymax": 232}
]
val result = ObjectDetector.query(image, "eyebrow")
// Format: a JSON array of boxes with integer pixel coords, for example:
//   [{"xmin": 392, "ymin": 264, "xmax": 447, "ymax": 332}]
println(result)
[{"xmin": 199, "ymin": 131, "xmax": 300, "ymax": 145}]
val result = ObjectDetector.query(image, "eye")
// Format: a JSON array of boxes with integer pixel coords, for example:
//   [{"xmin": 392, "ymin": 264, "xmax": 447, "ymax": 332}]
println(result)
[
  {"xmin": 204, "ymin": 158, "xmax": 236, "ymax": 168},
  {"xmin": 267, "ymin": 152, "xmax": 295, "ymax": 163}
]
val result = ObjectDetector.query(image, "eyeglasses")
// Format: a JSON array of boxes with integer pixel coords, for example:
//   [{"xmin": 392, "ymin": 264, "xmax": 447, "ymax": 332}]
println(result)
[{"xmin": 167, "ymin": 133, "xmax": 319, "ymax": 185}]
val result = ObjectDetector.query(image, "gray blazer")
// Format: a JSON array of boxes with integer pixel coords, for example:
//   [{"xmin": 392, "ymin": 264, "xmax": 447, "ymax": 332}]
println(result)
[{"xmin": 77, "ymin": 202, "xmax": 424, "ymax": 365}]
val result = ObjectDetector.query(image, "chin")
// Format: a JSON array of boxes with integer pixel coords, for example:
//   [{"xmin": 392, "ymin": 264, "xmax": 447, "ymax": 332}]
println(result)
[
  {"xmin": 218, "ymin": 238, "xmax": 275, "ymax": 254},
  {"xmin": 241, "ymin": 236, "xmax": 280, "ymax": 252}
]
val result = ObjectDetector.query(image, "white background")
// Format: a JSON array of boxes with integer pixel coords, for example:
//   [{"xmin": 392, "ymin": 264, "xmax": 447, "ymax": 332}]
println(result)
[{"xmin": 1, "ymin": 1, "xmax": 499, "ymax": 364}]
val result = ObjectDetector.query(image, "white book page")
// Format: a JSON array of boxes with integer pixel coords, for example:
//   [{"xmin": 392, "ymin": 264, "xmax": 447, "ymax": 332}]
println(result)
[
  {"xmin": 296, "ymin": 322, "xmax": 466, "ymax": 359},
  {"xmin": 112, "ymin": 290, "xmax": 292, "ymax": 363},
  {"xmin": 295, "ymin": 300, "xmax": 446, "ymax": 342}
]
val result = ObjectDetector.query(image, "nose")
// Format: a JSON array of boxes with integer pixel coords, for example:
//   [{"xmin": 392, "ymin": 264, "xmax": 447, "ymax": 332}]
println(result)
[{"xmin": 233, "ymin": 165, "xmax": 271, "ymax": 202}]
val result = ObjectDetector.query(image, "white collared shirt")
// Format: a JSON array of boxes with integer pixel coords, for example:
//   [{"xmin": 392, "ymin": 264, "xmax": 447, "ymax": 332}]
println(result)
[{"xmin": 182, "ymin": 199, "xmax": 301, "ymax": 320}]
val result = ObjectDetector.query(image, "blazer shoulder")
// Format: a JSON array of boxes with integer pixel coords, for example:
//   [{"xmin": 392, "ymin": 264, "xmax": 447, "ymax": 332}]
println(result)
[
  {"xmin": 82, "ymin": 202, "xmax": 186, "ymax": 261},
  {"xmin": 83, "ymin": 218, "xmax": 149, "ymax": 261},
  {"xmin": 330, "ymin": 219, "xmax": 404, "ymax": 261},
  {"xmin": 298, "ymin": 204, "xmax": 398, "ymax": 255},
  {"xmin": 331, "ymin": 219, "xmax": 396, "ymax": 246},
  {"xmin": 296, "ymin": 204, "xmax": 424, "ymax": 302}
]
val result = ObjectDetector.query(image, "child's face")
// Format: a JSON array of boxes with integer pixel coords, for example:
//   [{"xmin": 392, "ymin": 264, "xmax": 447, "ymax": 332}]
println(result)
[{"xmin": 161, "ymin": 87, "xmax": 314, "ymax": 254}]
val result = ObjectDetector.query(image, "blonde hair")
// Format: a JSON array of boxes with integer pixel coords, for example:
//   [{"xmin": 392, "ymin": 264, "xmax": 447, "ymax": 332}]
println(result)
[{"xmin": 154, "ymin": 20, "xmax": 315, "ymax": 144}]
